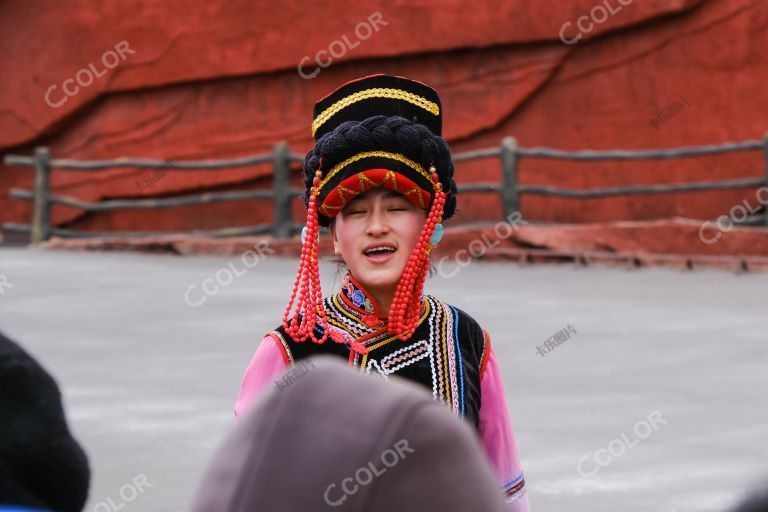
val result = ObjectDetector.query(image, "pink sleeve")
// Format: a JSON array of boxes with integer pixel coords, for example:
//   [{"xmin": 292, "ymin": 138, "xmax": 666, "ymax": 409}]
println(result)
[
  {"xmin": 234, "ymin": 334, "xmax": 289, "ymax": 419},
  {"xmin": 478, "ymin": 348, "xmax": 531, "ymax": 510}
]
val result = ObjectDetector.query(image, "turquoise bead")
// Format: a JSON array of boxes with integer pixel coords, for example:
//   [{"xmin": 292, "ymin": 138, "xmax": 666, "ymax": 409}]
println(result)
[{"xmin": 429, "ymin": 223, "xmax": 444, "ymax": 244}]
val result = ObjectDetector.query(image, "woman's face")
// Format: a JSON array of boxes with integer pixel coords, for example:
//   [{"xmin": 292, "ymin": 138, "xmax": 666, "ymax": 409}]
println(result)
[{"xmin": 330, "ymin": 187, "xmax": 427, "ymax": 300}]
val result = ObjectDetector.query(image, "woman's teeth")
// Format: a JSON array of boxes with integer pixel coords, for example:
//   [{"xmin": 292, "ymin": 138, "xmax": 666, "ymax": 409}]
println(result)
[{"xmin": 364, "ymin": 246, "xmax": 396, "ymax": 255}]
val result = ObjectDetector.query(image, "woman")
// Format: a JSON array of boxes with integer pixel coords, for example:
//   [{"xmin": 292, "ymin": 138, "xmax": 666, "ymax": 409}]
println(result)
[{"xmin": 236, "ymin": 74, "xmax": 530, "ymax": 509}]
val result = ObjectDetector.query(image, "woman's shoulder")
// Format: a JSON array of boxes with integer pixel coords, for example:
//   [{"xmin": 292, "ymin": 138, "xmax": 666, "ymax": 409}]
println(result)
[
  {"xmin": 425, "ymin": 295, "xmax": 487, "ymax": 335},
  {"xmin": 425, "ymin": 295, "xmax": 492, "ymax": 375}
]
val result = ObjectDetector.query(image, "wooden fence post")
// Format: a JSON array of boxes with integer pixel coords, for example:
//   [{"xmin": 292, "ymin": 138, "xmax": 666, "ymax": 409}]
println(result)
[
  {"xmin": 271, "ymin": 142, "xmax": 293, "ymax": 239},
  {"xmin": 500, "ymin": 137, "xmax": 519, "ymax": 220},
  {"xmin": 763, "ymin": 132, "xmax": 768, "ymax": 226},
  {"xmin": 31, "ymin": 147, "xmax": 52, "ymax": 244}
]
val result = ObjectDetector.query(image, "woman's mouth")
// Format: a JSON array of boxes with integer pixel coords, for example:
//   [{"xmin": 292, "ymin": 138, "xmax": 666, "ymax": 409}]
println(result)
[{"xmin": 362, "ymin": 243, "xmax": 397, "ymax": 264}]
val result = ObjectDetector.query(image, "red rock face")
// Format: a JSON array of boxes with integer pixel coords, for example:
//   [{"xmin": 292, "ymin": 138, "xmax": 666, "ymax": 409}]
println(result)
[{"xmin": 1, "ymin": 0, "xmax": 766, "ymax": 251}]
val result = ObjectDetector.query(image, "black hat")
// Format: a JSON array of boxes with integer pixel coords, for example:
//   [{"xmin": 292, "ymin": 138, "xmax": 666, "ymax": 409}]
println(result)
[
  {"xmin": 312, "ymin": 74, "xmax": 442, "ymax": 139},
  {"xmin": 0, "ymin": 332, "xmax": 90, "ymax": 512},
  {"xmin": 303, "ymin": 74, "xmax": 457, "ymax": 226}
]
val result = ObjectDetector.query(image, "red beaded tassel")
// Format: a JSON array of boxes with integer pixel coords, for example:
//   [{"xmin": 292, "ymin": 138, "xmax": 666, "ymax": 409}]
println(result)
[
  {"xmin": 388, "ymin": 166, "xmax": 445, "ymax": 340},
  {"xmin": 281, "ymin": 166, "xmax": 330, "ymax": 344}
]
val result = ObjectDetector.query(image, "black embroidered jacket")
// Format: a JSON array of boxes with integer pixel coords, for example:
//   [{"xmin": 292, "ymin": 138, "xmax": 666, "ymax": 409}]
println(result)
[{"xmin": 270, "ymin": 275, "xmax": 490, "ymax": 427}]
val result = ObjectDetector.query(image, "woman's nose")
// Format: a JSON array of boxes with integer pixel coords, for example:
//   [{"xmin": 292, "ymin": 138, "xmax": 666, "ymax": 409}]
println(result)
[{"xmin": 365, "ymin": 207, "xmax": 390, "ymax": 236}]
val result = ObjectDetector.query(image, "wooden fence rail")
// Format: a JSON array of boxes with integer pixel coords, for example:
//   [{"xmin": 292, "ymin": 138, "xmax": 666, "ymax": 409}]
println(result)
[{"xmin": 3, "ymin": 134, "xmax": 768, "ymax": 244}]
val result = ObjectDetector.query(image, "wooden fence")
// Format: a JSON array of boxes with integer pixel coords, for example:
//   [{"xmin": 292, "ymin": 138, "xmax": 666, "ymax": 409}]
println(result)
[{"xmin": 3, "ymin": 134, "xmax": 768, "ymax": 244}]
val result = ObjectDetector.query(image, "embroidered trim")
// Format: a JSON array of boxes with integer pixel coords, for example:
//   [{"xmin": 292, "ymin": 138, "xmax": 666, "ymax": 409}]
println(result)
[
  {"xmin": 330, "ymin": 295, "xmax": 375, "ymax": 333},
  {"xmin": 269, "ymin": 331, "xmax": 294, "ymax": 365},
  {"xmin": 382, "ymin": 342, "xmax": 429, "ymax": 369},
  {"xmin": 442, "ymin": 307, "xmax": 458, "ymax": 412},
  {"xmin": 445, "ymin": 304, "xmax": 464, "ymax": 417},
  {"xmin": 317, "ymin": 151, "xmax": 431, "ymax": 196},
  {"xmin": 343, "ymin": 275, "xmax": 376, "ymax": 314},
  {"xmin": 503, "ymin": 472, "xmax": 527, "ymax": 503},
  {"xmin": 379, "ymin": 340, "xmax": 431, "ymax": 374},
  {"xmin": 318, "ymin": 168, "xmax": 431, "ymax": 217},
  {"xmin": 312, "ymin": 87, "xmax": 440, "ymax": 136},
  {"xmin": 434, "ymin": 303, "xmax": 447, "ymax": 403},
  {"xmin": 480, "ymin": 328, "xmax": 492, "ymax": 379},
  {"xmin": 356, "ymin": 298, "xmax": 431, "ymax": 369},
  {"xmin": 425, "ymin": 296, "xmax": 440, "ymax": 400},
  {"xmin": 295, "ymin": 285, "xmax": 471, "ymax": 420}
]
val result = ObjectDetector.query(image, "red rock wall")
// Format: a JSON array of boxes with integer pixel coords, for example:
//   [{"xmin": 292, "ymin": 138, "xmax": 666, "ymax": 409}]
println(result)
[{"xmin": 1, "ymin": 0, "xmax": 766, "ymax": 234}]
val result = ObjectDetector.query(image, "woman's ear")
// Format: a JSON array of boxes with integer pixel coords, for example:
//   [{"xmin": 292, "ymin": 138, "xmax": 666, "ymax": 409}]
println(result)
[{"xmin": 329, "ymin": 219, "xmax": 340, "ymax": 255}]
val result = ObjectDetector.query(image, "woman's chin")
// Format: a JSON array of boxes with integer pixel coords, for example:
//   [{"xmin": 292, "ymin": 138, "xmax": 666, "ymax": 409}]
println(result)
[{"xmin": 356, "ymin": 269, "xmax": 402, "ymax": 293}]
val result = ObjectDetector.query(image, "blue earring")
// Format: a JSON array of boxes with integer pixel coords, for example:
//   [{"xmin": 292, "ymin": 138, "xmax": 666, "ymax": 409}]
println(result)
[
  {"xmin": 301, "ymin": 226, "xmax": 308, "ymax": 244},
  {"xmin": 429, "ymin": 223, "xmax": 444, "ymax": 245}
]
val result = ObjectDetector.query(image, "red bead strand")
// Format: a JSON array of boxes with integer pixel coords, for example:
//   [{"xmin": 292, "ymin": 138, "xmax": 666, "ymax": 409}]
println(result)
[
  {"xmin": 281, "ymin": 168, "xmax": 330, "ymax": 344},
  {"xmin": 388, "ymin": 166, "xmax": 445, "ymax": 340}
]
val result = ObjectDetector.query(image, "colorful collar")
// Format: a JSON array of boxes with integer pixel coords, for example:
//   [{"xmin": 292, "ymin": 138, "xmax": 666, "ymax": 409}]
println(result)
[
  {"xmin": 338, "ymin": 273, "xmax": 429, "ymax": 332},
  {"xmin": 341, "ymin": 273, "xmax": 382, "ymax": 317}
]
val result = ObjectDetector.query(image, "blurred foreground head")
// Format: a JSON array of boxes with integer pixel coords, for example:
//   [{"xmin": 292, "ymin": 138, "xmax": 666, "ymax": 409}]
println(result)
[
  {"xmin": 192, "ymin": 355, "xmax": 508, "ymax": 512},
  {"xmin": 732, "ymin": 486, "xmax": 768, "ymax": 512},
  {"xmin": 0, "ymin": 331, "xmax": 90, "ymax": 512}
]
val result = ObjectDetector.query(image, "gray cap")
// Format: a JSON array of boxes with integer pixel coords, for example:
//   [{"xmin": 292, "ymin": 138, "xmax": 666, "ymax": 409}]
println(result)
[{"xmin": 191, "ymin": 355, "xmax": 507, "ymax": 512}]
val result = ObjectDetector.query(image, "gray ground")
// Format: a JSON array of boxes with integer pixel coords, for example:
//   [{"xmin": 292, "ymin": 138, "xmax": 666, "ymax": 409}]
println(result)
[{"xmin": 0, "ymin": 247, "xmax": 766, "ymax": 512}]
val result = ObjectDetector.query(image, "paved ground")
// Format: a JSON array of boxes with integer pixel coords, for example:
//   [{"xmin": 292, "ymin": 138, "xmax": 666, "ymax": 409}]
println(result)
[{"xmin": 0, "ymin": 247, "xmax": 766, "ymax": 512}]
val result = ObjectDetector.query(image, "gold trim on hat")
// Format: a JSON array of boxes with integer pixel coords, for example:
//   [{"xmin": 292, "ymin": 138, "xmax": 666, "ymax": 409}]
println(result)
[
  {"xmin": 317, "ymin": 151, "xmax": 432, "ymax": 195},
  {"xmin": 311, "ymin": 88, "xmax": 440, "ymax": 136}
]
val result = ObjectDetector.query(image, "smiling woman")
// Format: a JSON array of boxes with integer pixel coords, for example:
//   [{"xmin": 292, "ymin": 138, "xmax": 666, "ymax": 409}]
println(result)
[
  {"xmin": 329, "ymin": 188, "xmax": 427, "ymax": 309},
  {"xmin": 233, "ymin": 74, "xmax": 530, "ymax": 509}
]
